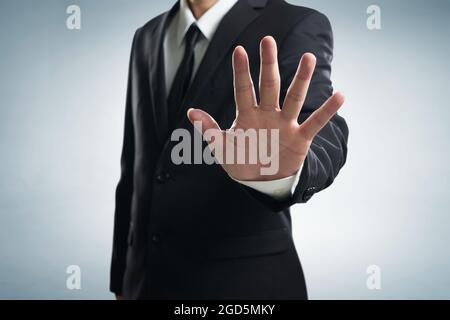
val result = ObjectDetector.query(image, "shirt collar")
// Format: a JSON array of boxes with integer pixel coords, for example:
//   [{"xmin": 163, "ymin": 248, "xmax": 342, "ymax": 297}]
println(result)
[{"xmin": 175, "ymin": 0, "xmax": 238, "ymax": 47}]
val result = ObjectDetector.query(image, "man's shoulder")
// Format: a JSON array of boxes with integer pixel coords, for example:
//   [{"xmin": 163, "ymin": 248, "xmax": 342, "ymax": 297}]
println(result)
[
  {"xmin": 137, "ymin": 11, "xmax": 166, "ymax": 35},
  {"xmin": 129, "ymin": 11, "xmax": 168, "ymax": 50},
  {"xmin": 273, "ymin": 0, "xmax": 330, "ymax": 25}
]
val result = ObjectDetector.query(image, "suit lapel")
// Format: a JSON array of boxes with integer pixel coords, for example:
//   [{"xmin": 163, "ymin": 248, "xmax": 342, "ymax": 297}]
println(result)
[
  {"xmin": 175, "ymin": 0, "xmax": 267, "ymax": 126},
  {"xmin": 148, "ymin": 3, "xmax": 179, "ymax": 145},
  {"xmin": 150, "ymin": 0, "xmax": 268, "ymax": 143}
]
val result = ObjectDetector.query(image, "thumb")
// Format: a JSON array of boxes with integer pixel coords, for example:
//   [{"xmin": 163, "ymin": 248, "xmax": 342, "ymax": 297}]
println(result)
[{"xmin": 187, "ymin": 108, "xmax": 221, "ymax": 134}]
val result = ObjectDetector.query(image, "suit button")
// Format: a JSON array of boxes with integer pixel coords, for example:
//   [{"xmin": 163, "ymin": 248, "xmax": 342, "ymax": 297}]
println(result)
[
  {"xmin": 302, "ymin": 186, "xmax": 316, "ymax": 202},
  {"xmin": 151, "ymin": 234, "xmax": 161, "ymax": 244},
  {"xmin": 156, "ymin": 172, "xmax": 173, "ymax": 184},
  {"xmin": 156, "ymin": 174, "xmax": 165, "ymax": 184}
]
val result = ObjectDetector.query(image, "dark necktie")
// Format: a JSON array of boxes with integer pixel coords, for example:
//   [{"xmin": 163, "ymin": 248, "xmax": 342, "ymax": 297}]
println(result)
[{"xmin": 167, "ymin": 23, "xmax": 202, "ymax": 128}]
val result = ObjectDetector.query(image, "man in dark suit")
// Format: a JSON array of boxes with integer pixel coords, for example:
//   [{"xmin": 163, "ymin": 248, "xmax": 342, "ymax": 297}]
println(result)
[{"xmin": 111, "ymin": 0, "xmax": 348, "ymax": 300}]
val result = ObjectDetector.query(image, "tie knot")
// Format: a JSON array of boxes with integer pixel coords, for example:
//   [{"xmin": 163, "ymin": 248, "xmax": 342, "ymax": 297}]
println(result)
[{"xmin": 184, "ymin": 24, "xmax": 202, "ymax": 49}]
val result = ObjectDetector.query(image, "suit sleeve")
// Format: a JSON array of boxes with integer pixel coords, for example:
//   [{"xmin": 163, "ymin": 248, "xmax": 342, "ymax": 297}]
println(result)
[
  {"xmin": 110, "ymin": 29, "xmax": 140, "ymax": 295},
  {"xmin": 247, "ymin": 11, "xmax": 349, "ymax": 212}
]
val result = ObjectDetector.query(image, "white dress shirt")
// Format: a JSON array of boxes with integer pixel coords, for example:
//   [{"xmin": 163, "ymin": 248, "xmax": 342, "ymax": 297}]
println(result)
[{"xmin": 163, "ymin": 0, "xmax": 302, "ymax": 200}]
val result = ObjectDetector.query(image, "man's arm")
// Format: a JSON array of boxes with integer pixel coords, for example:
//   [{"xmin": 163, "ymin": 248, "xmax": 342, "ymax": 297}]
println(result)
[
  {"xmin": 188, "ymin": 11, "xmax": 348, "ymax": 212},
  {"xmin": 110, "ymin": 29, "xmax": 140, "ymax": 296},
  {"xmin": 279, "ymin": 11, "xmax": 349, "ymax": 207},
  {"xmin": 245, "ymin": 11, "xmax": 349, "ymax": 211}
]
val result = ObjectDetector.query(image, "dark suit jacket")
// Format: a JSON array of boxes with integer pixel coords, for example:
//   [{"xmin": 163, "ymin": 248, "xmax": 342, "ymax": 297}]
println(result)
[{"xmin": 110, "ymin": 0, "xmax": 349, "ymax": 299}]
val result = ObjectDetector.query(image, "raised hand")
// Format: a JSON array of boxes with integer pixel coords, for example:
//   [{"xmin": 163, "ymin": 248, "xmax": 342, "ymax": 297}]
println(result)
[{"xmin": 187, "ymin": 36, "xmax": 344, "ymax": 181}]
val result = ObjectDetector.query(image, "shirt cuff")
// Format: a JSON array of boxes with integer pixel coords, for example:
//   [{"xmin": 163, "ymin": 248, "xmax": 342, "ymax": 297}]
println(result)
[{"xmin": 230, "ymin": 164, "xmax": 303, "ymax": 201}]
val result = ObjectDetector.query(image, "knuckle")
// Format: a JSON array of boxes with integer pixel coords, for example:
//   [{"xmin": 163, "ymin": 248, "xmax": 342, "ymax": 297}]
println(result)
[
  {"xmin": 260, "ymin": 78, "xmax": 279, "ymax": 89},
  {"xmin": 296, "ymin": 71, "xmax": 312, "ymax": 81},
  {"xmin": 313, "ymin": 115, "xmax": 324, "ymax": 128},
  {"xmin": 286, "ymin": 91, "xmax": 304, "ymax": 104},
  {"xmin": 235, "ymin": 83, "xmax": 253, "ymax": 93}
]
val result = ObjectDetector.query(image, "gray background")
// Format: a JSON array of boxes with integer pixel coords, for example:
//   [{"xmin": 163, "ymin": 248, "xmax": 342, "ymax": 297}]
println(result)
[{"xmin": 0, "ymin": 0, "xmax": 449, "ymax": 299}]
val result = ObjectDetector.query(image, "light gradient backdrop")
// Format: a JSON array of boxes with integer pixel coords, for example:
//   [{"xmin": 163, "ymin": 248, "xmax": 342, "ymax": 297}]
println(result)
[{"xmin": 0, "ymin": 0, "xmax": 449, "ymax": 299}]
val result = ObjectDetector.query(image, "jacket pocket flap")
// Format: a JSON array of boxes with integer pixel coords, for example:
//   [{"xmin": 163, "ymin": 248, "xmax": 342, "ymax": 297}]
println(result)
[{"xmin": 207, "ymin": 228, "xmax": 292, "ymax": 260}]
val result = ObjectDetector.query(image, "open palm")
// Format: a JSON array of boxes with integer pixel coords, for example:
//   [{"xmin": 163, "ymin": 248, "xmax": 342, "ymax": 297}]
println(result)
[{"xmin": 187, "ymin": 36, "xmax": 344, "ymax": 181}]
